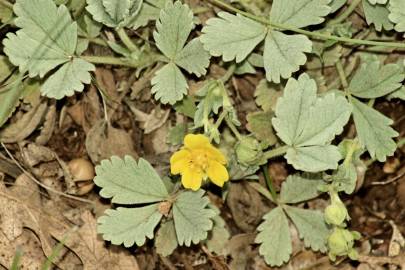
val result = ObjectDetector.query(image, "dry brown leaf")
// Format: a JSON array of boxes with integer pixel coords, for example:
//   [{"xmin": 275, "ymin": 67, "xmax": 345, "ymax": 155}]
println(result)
[
  {"xmin": 86, "ymin": 120, "xmax": 138, "ymax": 164},
  {"xmin": 0, "ymin": 102, "xmax": 47, "ymax": 143},
  {"xmin": 36, "ymin": 104, "xmax": 57, "ymax": 145},
  {"xmin": 127, "ymin": 102, "xmax": 170, "ymax": 134},
  {"xmin": 388, "ymin": 221, "xmax": 405, "ymax": 257},
  {"xmin": 48, "ymin": 210, "xmax": 140, "ymax": 270}
]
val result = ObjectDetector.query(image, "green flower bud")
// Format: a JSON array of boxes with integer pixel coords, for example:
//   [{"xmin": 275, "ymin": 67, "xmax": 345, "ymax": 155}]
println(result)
[
  {"xmin": 325, "ymin": 192, "xmax": 349, "ymax": 226},
  {"xmin": 327, "ymin": 228, "xmax": 359, "ymax": 261},
  {"xmin": 235, "ymin": 136, "xmax": 264, "ymax": 166}
]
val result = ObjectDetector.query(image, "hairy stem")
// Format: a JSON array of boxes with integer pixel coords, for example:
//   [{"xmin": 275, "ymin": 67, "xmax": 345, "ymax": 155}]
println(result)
[
  {"xmin": 207, "ymin": 0, "xmax": 405, "ymax": 49},
  {"xmin": 225, "ymin": 117, "xmax": 242, "ymax": 140},
  {"xmin": 116, "ymin": 28, "xmax": 140, "ymax": 53},
  {"xmin": 263, "ymin": 145, "xmax": 289, "ymax": 160},
  {"xmin": 263, "ymin": 165, "xmax": 278, "ymax": 202},
  {"xmin": 328, "ymin": 0, "xmax": 362, "ymax": 25}
]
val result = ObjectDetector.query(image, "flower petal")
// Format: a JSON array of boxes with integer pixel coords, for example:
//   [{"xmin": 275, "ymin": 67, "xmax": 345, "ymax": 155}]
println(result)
[
  {"xmin": 170, "ymin": 149, "xmax": 190, "ymax": 164},
  {"xmin": 171, "ymin": 159, "xmax": 188, "ymax": 175},
  {"xmin": 184, "ymin": 134, "xmax": 210, "ymax": 149},
  {"xmin": 206, "ymin": 145, "xmax": 227, "ymax": 164},
  {"xmin": 181, "ymin": 167, "xmax": 204, "ymax": 191},
  {"xmin": 207, "ymin": 161, "xmax": 229, "ymax": 187}
]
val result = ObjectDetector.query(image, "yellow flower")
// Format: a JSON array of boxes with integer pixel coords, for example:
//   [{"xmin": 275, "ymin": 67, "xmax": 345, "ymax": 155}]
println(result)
[{"xmin": 170, "ymin": 134, "xmax": 229, "ymax": 191}]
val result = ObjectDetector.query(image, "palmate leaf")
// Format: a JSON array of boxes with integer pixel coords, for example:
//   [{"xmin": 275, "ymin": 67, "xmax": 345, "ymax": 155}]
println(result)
[
  {"xmin": 367, "ymin": 0, "xmax": 388, "ymax": 4},
  {"xmin": 362, "ymin": 0, "xmax": 394, "ymax": 31},
  {"xmin": 246, "ymin": 111, "xmax": 278, "ymax": 146},
  {"xmin": 130, "ymin": 0, "xmax": 166, "ymax": 29},
  {"xmin": 151, "ymin": 62, "xmax": 188, "ymax": 105},
  {"xmin": 94, "ymin": 156, "xmax": 169, "ymax": 204},
  {"xmin": 155, "ymin": 220, "xmax": 178, "ymax": 257},
  {"xmin": 272, "ymin": 74, "xmax": 352, "ymax": 172},
  {"xmin": 279, "ymin": 174, "xmax": 323, "ymax": 204},
  {"xmin": 98, "ymin": 204, "xmax": 162, "ymax": 247},
  {"xmin": 172, "ymin": 190, "xmax": 216, "ymax": 246},
  {"xmin": 4, "ymin": 0, "xmax": 77, "ymax": 77},
  {"xmin": 151, "ymin": 1, "xmax": 210, "ymax": 104},
  {"xmin": 349, "ymin": 60, "xmax": 404, "ymax": 98},
  {"xmin": 255, "ymin": 207, "xmax": 292, "ymax": 266},
  {"xmin": 3, "ymin": 0, "xmax": 95, "ymax": 99},
  {"xmin": 284, "ymin": 206, "xmax": 329, "ymax": 252},
  {"xmin": 388, "ymin": 0, "xmax": 405, "ymax": 32},
  {"xmin": 200, "ymin": 12, "xmax": 266, "ymax": 63},
  {"xmin": 351, "ymin": 97, "xmax": 398, "ymax": 161},
  {"xmin": 86, "ymin": 0, "xmax": 143, "ymax": 28},
  {"xmin": 270, "ymin": 0, "xmax": 332, "ymax": 28},
  {"xmin": 206, "ymin": 205, "xmax": 230, "ymax": 255},
  {"xmin": 41, "ymin": 58, "xmax": 95, "ymax": 99},
  {"xmin": 264, "ymin": 31, "xmax": 312, "ymax": 83}
]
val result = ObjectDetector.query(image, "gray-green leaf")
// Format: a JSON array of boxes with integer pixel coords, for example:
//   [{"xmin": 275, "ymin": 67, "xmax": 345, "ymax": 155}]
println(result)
[
  {"xmin": 201, "ymin": 12, "xmax": 267, "ymax": 63},
  {"xmin": 270, "ymin": 0, "xmax": 331, "ymax": 28},
  {"xmin": 279, "ymin": 174, "xmax": 323, "ymax": 204},
  {"xmin": 151, "ymin": 62, "xmax": 188, "ymax": 105},
  {"xmin": 284, "ymin": 206, "xmax": 329, "ymax": 252},
  {"xmin": 351, "ymin": 97, "xmax": 398, "ymax": 162},
  {"xmin": 362, "ymin": 0, "xmax": 394, "ymax": 31},
  {"xmin": 367, "ymin": 0, "xmax": 388, "ymax": 4},
  {"xmin": 156, "ymin": 220, "xmax": 178, "ymax": 256},
  {"xmin": 255, "ymin": 207, "xmax": 292, "ymax": 266},
  {"xmin": 388, "ymin": 0, "xmax": 405, "ymax": 32},
  {"xmin": 173, "ymin": 190, "xmax": 216, "ymax": 246},
  {"xmin": 41, "ymin": 58, "xmax": 95, "ymax": 99},
  {"xmin": 272, "ymin": 74, "xmax": 351, "ymax": 172},
  {"xmin": 153, "ymin": 1, "xmax": 193, "ymax": 60},
  {"xmin": 4, "ymin": 0, "xmax": 77, "ymax": 77},
  {"xmin": 98, "ymin": 204, "xmax": 162, "ymax": 247},
  {"xmin": 175, "ymin": 38, "xmax": 210, "ymax": 77},
  {"xmin": 94, "ymin": 156, "xmax": 169, "ymax": 204},
  {"xmin": 129, "ymin": 0, "xmax": 164, "ymax": 29},
  {"xmin": 264, "ymin": 31, "xmax": 312, "ymax": 83},
  {"xmin": 86, "ymin": 0, "xmax": 143, "ymax": 28},
  {"xmin": 349, "ymin": 60, "xmax": 404, "ymax": 98}
]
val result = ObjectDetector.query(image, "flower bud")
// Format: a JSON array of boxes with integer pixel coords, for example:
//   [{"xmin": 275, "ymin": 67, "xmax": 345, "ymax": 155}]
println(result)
[
  {"xmin": 325, "ymin": 192, "xmax": 348, "ymax": 226},
  {"xmin": 327, "ymin": 228, "xmax": 360, "ymax": 261},
  {"xmin": 235, "ymin": 136, "xmax": 264, "ymax": 166}
]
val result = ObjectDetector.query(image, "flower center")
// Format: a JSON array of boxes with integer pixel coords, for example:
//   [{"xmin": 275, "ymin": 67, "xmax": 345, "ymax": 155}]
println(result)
[{"xmin": 189, "ymin": 149, "xmax": 209, "ymax": 170}]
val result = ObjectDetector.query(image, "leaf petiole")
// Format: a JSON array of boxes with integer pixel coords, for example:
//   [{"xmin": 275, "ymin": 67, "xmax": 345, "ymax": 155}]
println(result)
[{"xmin": 116, "ymin": 28, "xmax": 140, "ymax": 53}]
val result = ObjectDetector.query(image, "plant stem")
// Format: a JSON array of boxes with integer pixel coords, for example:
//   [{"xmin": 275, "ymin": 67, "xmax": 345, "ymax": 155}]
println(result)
[
  {"xmin": 207, "ymin": 0, "xmax": 405, "ymax": 49},
  {"xmin": 225, "ymin": 117, "xmax": 242, "ymax": 140},
  {"xmin": 86, "ymin": 37, "xmax": 109, "ymax": 47},
  {"xmin": 328, "ymin": 0, "xmax": 362, "ymax": 25},
  {"xmin": 116, "ymin": 28, "xmax": 140, "ymax": 53},
  {"xmin": 0, "ymin": 0, "xmax": 12, "ymax": 9},
  {"xmin": 81, "ymin": 55, "xmax": 159, "ymax": 68},
  {"xmin": 263, "ymin": 145, "xmax": 289, "ymax": 160},
  {"xmin": 335, "ymin": 60, "xmax": 349, "ymax": 89},
  {"xmin": 248, "ymin": 181, "xmax": 274, "ymax": 202},
  {"xmin": 220, "ymin": 64, "xmax": 236, "ymax": 83},
  {"xmin": 262, "ymin": 165, "xmax": 278, "ymax": 202}
]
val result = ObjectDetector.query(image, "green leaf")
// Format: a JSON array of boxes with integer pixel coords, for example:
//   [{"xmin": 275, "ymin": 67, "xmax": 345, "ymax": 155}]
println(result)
[
  {"xmin": 151, "ymin": 62, "xmax": 188, "ymax": 105},
  {"xmin": 129, "ymin": 1, "xmax": 162, "ymax": 29},
  {"xmin": 270, "ymin": 0, "xmax": 331, "ymax": 28},
  {"xmin": 349, "ymin": 61, "xmax": 404, "ymax": 98},
  {"xmin": 194, "ymin": 81, "xmax": 224, "ymax": 129},
  {"xmin": 3, "ymin": 0, "xmax": 77, "ymax": 77},
  {"xmin": 285, "ymin": 145, "xmax": 343, "ymax": 172},
  {"xmin": 174, "ymin": 96, "xmax": 197, "ymax": 118},
  {"xmin": 362, "ymin": 0, "xmax": 394, "ymax": 31},
  {"xmin": 254, "ymin": 79, "xmax": 283, "ymax": 112},
  {"xmin": 153, "ymin": 1, "xmax": 193, "ymax": 60},
  {"xmin": 173, "ymin": 190, "xmax": 216, "ymax": 246},
  {"xmin": 255, "ymin": 207, "xmax": 292, "ymax": 266},
  {"xmin": 367, "ymin": 0, "xmax": 388, "ymax": 4},
  {"xmin": 0, "ymin": 3, "xmax": 13, "ymax": 24},
  {"xmin": 330, "ymin": 0, "xmax": 347, "ymax": 13},
  {"xmin": 284, "ymin": 206, "xmax": 329, "ymax": 252},
  {"xmin": 201, "ymin": 12, "xmax": 267, "ymax": 63},
  {"xmin": 94, "ymin": 156, "xmax": 169, "ymax": 204},
  {"xmin": 388, "ymin": 86, "xmax": 405, "ymax": 100},
  {"xmin": 167, "ymin": 123, "xmax": 188, "ymax": 146},
  {"xmin": 272, "ymin": 74, "xmax": 352, "ymax": 172},
  {"xmin": 0, "ymin": 76, "xmax": 24, "ymax": 128},
  {"xmin": 279, "ymin": 174, "xmax": 323, "ymax": 204},
  {"xmin": 206, "ymin": 205, "xmax": 230, "ymax": 255},
  {"xmin": 388, "ymin": 0, "xmax": 405, "ymax": 32},
  {"xmin": 264, "ymin": 31, "xmax": 312, "ymax": 83},
  {"xmin": 98, "ymin": 204, "xmax": 162, "ymax": 247},
  {"xmin": 332, "ymin": 164, "xmax": 357, "ymax": 194},
  {"xmin": 41, "ymin": 58, "xmax": 95, "ymax": 99},
  {"xmin": 246, "ymin": 111, "xmax": 278, "ymax": 146},
  {"xmin": 156, "ymin": 220, "xmax": 178, "ymax": 256},
  {"xmin": 174, "ymin": 38, "xmax": 210, "ymax": 77},
  {"xmin": 86, "ymin": 0, "xmax": 143, "ymax": 28},
  {"xmin": 351, "ymin": 97, "xmax": 398, "ymax": 162}
]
